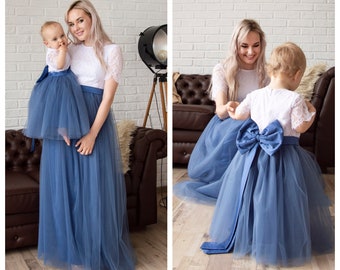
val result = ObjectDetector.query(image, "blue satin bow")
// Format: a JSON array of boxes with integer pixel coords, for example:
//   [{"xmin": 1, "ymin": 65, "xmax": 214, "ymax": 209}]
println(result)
[
  {"xmin": 237, "ymin": 118, "xmax": 284, "ymax": 156},
  {"xmin": 201, "ymin": 118, "xmax": 285, "ymax": 254}
]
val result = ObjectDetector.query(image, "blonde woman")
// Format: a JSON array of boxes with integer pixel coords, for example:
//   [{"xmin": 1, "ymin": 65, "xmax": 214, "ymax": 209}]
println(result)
[
  {"xmin": 201, "ymin": 42, "xmax": 334, "ymax": 267},
  {"xmin": 174, "ymin": 19, "xmax": 269, "ymax": 204},
  {"xmin": 37, "ymin": 1, "xmax": 135, "ymax": 269}
]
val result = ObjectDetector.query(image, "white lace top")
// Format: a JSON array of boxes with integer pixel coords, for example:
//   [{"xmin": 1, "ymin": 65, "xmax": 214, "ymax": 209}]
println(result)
[
  {"xmin": 236, "ymin": 87, "xmax": 315, "ymax": 137},
  {"xmin": 46, "ymin": 48, "xmax": 71, "ymax": 72},
  {"xmin": 68, "ymin": 43, "xmax": 123, "ymax": 89},
  {"xmin": 210, "ymin": 63, "xmax": 261, "ymax": 102}
]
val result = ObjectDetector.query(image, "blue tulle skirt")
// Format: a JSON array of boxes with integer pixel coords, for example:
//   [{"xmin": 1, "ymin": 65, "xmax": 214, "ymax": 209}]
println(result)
[
  {"xmin": 201, "ymin": 119, "xmax": 334, "ymax": 267},
  {"xmin": 174, "ymin": 115, "xmax": 245, "ymax": 204},
  {"xmin": 38, "ymin": 85, "xmax": 135, "ymax": 269},
  {"xmin": 24, "ymin": 67, "xmax": 90, "ymax": 140}
]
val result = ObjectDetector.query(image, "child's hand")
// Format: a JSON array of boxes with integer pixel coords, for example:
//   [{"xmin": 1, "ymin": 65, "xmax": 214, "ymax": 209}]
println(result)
[
  {"xmin": 226, "ymin": 101, "xmax": 239, "ymax": 118},
  {"xmin": 59, "ymin": 41, "xmax": 68, "ymax": 52},
  {"xmin": 305, "ymin": 100, "xmax": 316, "ymax": 113}
]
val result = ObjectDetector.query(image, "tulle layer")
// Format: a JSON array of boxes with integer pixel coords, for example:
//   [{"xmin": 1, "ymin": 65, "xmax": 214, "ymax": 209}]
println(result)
[
  {"xmin": 38, "ymin": 86, "xmax": 135, "ymax": 270},
  {"xmin": 24, "ymin": 70, "xmax": 90, "ymax": 140},
  {"xmin": 174, "ymin": 115, "xmax": 245, "ymax": 203},
  {"xmin": 202, "ymin": 145, "xmax": 334, "ymax": 267}
]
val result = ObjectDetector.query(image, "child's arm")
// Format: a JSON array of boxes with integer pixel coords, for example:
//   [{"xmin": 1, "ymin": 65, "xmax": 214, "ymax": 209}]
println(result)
[
  {"xmin": 226, "ymin": 101, "xmax": 249, "ymax": 120},
  {"xmin": 294, "ymin": 100, "xmax": 316, "ymax": 133},
  {"xmin": 56, "ymin": 42, "xmax": 67, "ymax": 70}
]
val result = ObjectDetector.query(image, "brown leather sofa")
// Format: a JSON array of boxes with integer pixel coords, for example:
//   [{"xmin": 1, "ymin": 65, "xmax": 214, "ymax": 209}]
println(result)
[
  {"xmin": 173, "ymin": 67, "xmax": 335, "ymax": 173},
  {"xmin": 5, "ymin": 126, "xmax": 167, "ymax": 250},
  {"xmin": 173, "ymin": 74, "xmax": 215, "ymax": 164}
]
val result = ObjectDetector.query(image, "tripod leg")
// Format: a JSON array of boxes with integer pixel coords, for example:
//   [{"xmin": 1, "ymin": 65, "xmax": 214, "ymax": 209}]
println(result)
[
  {"xmin": 143, "ymin": 80, "xmax": 157, "ymax": 127},
  {"xmin": 159, "ymin": 81, "xmax": 167, "ymax": 131}
]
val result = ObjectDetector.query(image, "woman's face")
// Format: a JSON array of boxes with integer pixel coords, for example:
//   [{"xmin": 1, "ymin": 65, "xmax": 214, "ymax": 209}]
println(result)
[
  {"xmin": 237, "ymin": 31, "xmax": 261, "ymax": 70},
  {"xmin": 67, "ymin": 8, "xmax": 92, "ymax": 46}
]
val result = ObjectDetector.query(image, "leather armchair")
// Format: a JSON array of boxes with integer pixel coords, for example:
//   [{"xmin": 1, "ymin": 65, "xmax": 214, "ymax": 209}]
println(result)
[{"xmin": 5, "ymin": 126, "xmax": 167, "ymax": 250}]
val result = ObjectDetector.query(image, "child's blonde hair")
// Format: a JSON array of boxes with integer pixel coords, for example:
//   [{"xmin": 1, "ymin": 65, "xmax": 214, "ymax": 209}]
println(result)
[
  {"xmin": 266, "ymin": 42, "xmax": 306, "ymax": 77},
  {"xmin": 40, "ymin": 21, "xmax": 63, "ymax": 41}
]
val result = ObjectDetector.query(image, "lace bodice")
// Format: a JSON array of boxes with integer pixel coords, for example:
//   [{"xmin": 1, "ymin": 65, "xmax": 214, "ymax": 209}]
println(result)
[
  {"xmin": 210, "ymin": 63, "xmax": 261, "ymax": 102},
  {"xmin": 46, "ymin": 48, "xmax": 71, "ymax": 72},
  {"xmin": 68, "ymin": 43, "xmax": 123, "ymax": 89},
  {"xmin": 236, "ymin": 87, "xmax": 315, "ymax": 137}
]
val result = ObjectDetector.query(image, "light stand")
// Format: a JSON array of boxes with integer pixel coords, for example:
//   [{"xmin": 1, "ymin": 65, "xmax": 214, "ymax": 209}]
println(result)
[{"xmin": 142, "ymin": 72, "xmax": 167, "ymax": 131}]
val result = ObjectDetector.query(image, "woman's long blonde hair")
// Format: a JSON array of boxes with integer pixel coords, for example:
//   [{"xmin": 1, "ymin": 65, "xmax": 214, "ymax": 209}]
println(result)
[
  {"xmin": 223, "ymin": 19, "xmax": 267, "ymax": 101},
  {"xmin": 65, "ymin": 0, "xmax": 112, "ymax": 69}
]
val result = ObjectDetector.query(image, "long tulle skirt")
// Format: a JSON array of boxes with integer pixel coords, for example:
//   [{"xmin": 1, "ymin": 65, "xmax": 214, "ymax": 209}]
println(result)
[
  {"xmin": 174, "ymin": 115, "xmax": 245, "ymax": 204},
  {"xmin": 24, "ymin": 68, "xmax": 90, "ymax": 140},
  {"xmin": 201, "ymin": 144, "xmax": 334, "ymax": 267},
  {"xmin": 38, "ymin": 85, "xmax": 135, "ymax": 269}
]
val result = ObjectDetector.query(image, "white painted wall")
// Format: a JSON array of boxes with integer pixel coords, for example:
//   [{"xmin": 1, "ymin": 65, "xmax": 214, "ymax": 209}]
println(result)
[{"xmin": 173, "ymin": 0, "xmax": 335, "ymax": 74}]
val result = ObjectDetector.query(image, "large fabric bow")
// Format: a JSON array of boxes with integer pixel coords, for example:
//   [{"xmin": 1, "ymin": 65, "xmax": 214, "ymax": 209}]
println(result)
[
  {"xmin": 201, "ymin": 119, "xmax": 284, "ymax": 254},
  {"xmin": 237, "ymin": 118, "xmax": 284, "ymax": 156}
]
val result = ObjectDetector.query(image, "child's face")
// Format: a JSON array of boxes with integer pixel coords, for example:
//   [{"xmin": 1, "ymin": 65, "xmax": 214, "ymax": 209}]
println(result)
[
  {"xmin": 43, "ymin": 24, "xmax": 68, "ymax": 50},
  {"xmin": 237, "ymin": 31, "xmax": 261, "ymax": 70}
]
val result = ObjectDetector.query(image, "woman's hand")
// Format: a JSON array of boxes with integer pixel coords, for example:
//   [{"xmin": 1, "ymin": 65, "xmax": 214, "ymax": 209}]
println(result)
[
  {"xmin": 75, "ymin": 132, "xmax": 96, "ymax": 155},
  {"xmin": 226, "ymin": 101, "xmax": 239, "ymax": 118}
]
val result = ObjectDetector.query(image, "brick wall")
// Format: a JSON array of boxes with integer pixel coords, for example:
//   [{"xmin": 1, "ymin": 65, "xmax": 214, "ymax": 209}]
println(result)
[{"xmin": 173, "ymin": 0, "xmax": 335, "ymax": 74}]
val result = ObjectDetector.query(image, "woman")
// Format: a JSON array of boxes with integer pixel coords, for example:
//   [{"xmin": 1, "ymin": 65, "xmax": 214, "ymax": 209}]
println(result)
[
  {"xmin": 37, "ymin": 0, "xmax": 135, "ymax": 269},
  {"xmin": 174, "ymin": 19, "xmax": 270, "ymax": 204}
]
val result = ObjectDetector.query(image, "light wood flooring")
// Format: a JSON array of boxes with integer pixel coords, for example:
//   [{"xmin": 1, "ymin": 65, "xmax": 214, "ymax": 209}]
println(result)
[
  {"xmin": 173, "ymin": 167, "xmax": 335, "ymax": 270},
  {"xmin": 5, "ymin": 189, "xmax": 168, "ymax": 270}
]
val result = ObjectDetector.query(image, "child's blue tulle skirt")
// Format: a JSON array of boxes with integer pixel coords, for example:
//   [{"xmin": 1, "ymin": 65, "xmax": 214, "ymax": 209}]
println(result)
[
  {"xmin": 24, "ymin": 66, "xmax": 90, "ymax": 140},
  {"xmin": 37, "ymin": 85, "xmax": 135, "ymax": 269},
  {"xmin": 174, "ymin": 115, "xmax": 245, "ymax": 204},
  {"xmin": 201, "ymin": 119, "xmax": 334, "ymax": 267}
]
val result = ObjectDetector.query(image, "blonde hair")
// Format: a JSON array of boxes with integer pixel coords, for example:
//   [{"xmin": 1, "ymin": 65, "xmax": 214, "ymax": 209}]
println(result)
[
  {"xmin": 40, "ymin": 21, "xmax": 63, "ymax": 41},
  {"xmin": 65, "ymin": 0, "xmax": 112, "ymax": 69},
  {"xmin": 222, "ymin": 19, "xmax": 267, "ymax": 100},
  {"xmin": 266, "ymin": 42, "xmax": 306, "ymax": 77}
]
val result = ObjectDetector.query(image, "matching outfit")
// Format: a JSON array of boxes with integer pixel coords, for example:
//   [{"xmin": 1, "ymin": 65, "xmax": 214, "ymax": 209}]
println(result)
[
  {"xmin": 24, "ymin": 48, "xmax": 90, "ymax": 140},
  {"xmin": 26, "ymin": 44, "xmax": 135, "ymax": 270},
  {"xmin": 201, "ymin": 87, "xmax": 334, "ymax": 266}
]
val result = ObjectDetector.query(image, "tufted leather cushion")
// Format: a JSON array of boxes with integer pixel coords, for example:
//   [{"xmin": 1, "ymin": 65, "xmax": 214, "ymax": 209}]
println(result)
[{"xmin": 175, "ymin": 74, "xmax": 215, "ymax": 105}]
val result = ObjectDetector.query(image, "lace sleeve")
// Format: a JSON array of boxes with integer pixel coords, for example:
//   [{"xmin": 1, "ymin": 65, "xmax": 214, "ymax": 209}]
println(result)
[
  {"xmin": 211, "ymin": 63, "xmax": 229, "ymax": 100},
  {"xmin": 291, "ymin": 95, "xmax": 315, "ymax": 130},
  {"xmin": 105, "ymin": 45, "xmax": 123, "ymax": 83}
]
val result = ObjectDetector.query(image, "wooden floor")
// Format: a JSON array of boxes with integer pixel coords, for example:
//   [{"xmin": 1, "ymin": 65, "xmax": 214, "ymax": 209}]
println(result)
[
  {"xmin": 5, "ymin": 189, "xmax": 168, "ymax": 270},
  {"xmin": 173, "ymin": 167, "xmax": 335, "ymax": 270}
]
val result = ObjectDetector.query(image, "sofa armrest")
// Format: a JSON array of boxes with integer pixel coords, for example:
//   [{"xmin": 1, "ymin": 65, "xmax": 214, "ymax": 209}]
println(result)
[{"xmin": 127, "ymin": 127, "xmax": 167, "ymax": 227}]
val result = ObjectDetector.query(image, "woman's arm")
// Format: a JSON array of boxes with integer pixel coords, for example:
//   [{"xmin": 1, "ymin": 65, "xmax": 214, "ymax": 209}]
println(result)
[
  {"xmin": 214, "ymin": 91, "xmax": 230, "ymax": 119},
  {"xmin": 75, "ymin": 78, "xmax": 117, "ymax": 155}
]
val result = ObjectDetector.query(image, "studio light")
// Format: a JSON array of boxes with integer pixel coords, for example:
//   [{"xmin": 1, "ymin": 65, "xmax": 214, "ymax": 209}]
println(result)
[
  {"xmin": 138, "ymin": 25, "xmax": 167, "ymax": 131},
  {"xmin": 138, "ymin": 24, "xmax": 167, "ymax": 72}
]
